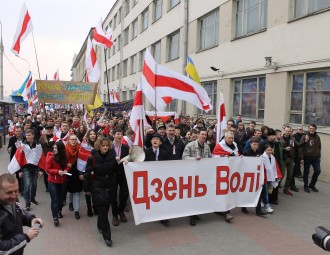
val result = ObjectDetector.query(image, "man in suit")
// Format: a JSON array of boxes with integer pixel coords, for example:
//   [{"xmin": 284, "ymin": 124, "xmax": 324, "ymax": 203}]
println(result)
[
  {"xmin": 161, "ymin": 124, "xmax": 185, "ymax": 160},
  {"xmin": 112, "ymin": 128, "xmax": 130, "ymax": 226},
  {"xmin": 144, "ymin": 133, "xmax": 170, "ymax": 225}
]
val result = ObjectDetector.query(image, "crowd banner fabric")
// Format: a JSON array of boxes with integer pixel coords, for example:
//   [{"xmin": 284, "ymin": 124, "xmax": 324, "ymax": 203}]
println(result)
[
  {"xmin": 103, "ymin": 100, "xmax": 134, "ymax": 112},
  {"xmin": 124, "ymin": 157, "xmax": 264, "ymax": 225},
  {"xmin": 36, "ymin": 80, "xmax": 98, "ymax": 104}
]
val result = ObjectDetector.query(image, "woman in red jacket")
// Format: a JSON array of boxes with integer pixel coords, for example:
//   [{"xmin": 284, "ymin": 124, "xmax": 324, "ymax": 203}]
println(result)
[{"xmin": 46, "ymin": 140, "xmax": 71, "ymax": 226}]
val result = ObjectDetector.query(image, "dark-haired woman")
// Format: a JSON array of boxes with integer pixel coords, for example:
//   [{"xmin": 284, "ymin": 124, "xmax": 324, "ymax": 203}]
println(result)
[
  {"xmin": 83, "ymin": 137, "xmax": 116, "ymax": 247},
  {"xmin": 45, "ymin": 140, "xmax": 71, "ymax": 226},
  {"xmin": 77, "ymin": 129, "xmax": 98, "ymax": 217}
]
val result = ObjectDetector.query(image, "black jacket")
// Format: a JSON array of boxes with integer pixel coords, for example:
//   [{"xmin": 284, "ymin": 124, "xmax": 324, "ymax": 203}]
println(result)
[
  {"xmin": 7, "ymin": 136, "xmax": 26, "ymax": 160},
  {"xmin": 243, "ymin": 148, "xmax": 260, "ymax": 157},
  {"xmin": 161, "ymin": 137, "xmax": 185, "ymax": 160},
  {"xmin": 144, "ymin": 147, "xmax": 169, "ymax": 161},
  {"xmin": 113, "ymin": 144, "xmax": 129, "ymax": 174},
  {"xmin": 83, "ymin": 150, "xmax": 117, "ymax": 206},
  {"xmin": 0, "ymin": 201, "xmax": 35, "ymax": 255}
]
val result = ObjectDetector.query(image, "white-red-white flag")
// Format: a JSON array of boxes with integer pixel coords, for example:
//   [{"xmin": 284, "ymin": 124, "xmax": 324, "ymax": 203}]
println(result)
[
  {"xmin": 142, "ymin": 50, "xmax": 171, "ymax": 111},
  {"xmin": 129, "ymin": 82, "xmax": 144, "ymax": 147},
  {"xmin": 110, "ymin": 89, "xmax": 120, "ymax": 103},
  {"xmin": 142, "ymin": 49, "xmax": 212, "ymax": 112},
  {"xmin": 8, "ymin": 144, "xmax": 46, "ymax": 174},
  {"xmin": 21, "ymin": 72, "xmax": 32, "ymax": 101},
  {"xmin": 54, "ymin": 68, "xmax": 59, "ymax": 80},
  {"xmin": 86, "ymin": 37, "xmax": 100, "ymax": 82},
  {"xmin": 32, "ymin": 92, "xmax": 38, "ymax": 104},
  {"xmin": 11, "ymin": 2, "xmax": 34, "ymax": 56},
  {"xmin": 92, "ymin": 19, "xmax": 113, "ymax": 48},
  {"xmin": 77, "ymin": 139, "xmax": 93, "ymax": 172},
  {"xmin": 216, "ymin": 92, "xmax": 227, "ymax": 143}
]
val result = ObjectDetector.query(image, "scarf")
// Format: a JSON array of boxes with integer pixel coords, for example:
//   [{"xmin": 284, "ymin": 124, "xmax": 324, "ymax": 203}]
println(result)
[{"xmin": 65, "ymin": 142, "xmax": 81, "ymax": 165}]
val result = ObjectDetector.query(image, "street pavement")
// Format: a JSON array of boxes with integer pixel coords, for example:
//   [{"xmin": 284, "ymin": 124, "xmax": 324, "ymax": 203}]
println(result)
[{"xmin": 0, "ymin": 144, "xmax": 329, "ymax": 255}]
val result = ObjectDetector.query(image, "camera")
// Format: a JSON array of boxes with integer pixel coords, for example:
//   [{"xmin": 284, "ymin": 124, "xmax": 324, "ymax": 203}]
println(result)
[{"xmin": 312, "ymin": 226, "xmax": 330, "ymax": 252}]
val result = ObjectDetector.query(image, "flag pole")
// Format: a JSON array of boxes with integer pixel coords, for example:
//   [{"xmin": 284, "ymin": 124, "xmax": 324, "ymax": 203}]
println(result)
[
  {"xmin": 31, "ymin": 32, "xmax": 41, "ymax": 79},
  {"xmin": 154, "ymin": 56, "xmax": 158, "ymax": 127},
  {"xmin": 103, "ymin": 48, "xmax": 111, "ymax": 117}
]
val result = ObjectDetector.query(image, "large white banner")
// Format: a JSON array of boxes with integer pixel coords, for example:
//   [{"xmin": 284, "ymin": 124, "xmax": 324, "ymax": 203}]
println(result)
[{"xmin": 125, "ymin": 157, "xmax": 264, "ymax": 225}]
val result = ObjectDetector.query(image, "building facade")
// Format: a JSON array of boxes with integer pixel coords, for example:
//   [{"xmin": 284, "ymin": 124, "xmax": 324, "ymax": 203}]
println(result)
[{"xmin": 72, "ymin": 0, "xmax": 330, "ymax": 182}]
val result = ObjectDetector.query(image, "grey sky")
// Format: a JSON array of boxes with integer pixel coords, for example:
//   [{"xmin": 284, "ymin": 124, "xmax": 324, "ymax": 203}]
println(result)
[{"xmin": 0, "ymin": 0, "xmax": 115, "ymax": 96}]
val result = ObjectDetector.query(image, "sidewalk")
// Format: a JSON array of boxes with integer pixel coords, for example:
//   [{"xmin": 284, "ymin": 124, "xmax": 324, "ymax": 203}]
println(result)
[{"xmin": 0, "ymin": 147, "xmax": 328, "ymax": 255}]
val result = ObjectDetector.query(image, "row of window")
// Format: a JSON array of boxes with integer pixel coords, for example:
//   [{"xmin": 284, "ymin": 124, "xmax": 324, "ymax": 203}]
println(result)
[
  {"xmin": 201, "ymin": 70, "xmax": 330, "ymax": 127},
  {"xmin": 109, "ymin": 0, "xmax": 180, "ymax": 33},
  {"xmin": 107, "ymin": 0, "xmax": 330, "ymax": 60}
]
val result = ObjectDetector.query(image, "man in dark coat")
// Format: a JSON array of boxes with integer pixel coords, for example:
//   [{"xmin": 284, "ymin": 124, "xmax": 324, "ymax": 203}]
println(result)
[
  {"xmin": 0, "ymin": 173, "xmax": 44, "ymax": 255},
  {"xmin": 161, "ymin": 124, "xmax": 185, "ymax": 160}
]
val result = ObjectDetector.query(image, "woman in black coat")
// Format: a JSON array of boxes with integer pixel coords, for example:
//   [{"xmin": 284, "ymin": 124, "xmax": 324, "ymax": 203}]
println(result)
[{"xmin": 83, "ymin": 136, "xmax": 116, "ymax": 247}]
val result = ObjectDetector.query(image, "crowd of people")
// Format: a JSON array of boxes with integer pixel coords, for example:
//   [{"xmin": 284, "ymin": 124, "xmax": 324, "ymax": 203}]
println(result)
[{"xmin": 2, "ymin": 108, "xmax": 322, "ymax": 249}]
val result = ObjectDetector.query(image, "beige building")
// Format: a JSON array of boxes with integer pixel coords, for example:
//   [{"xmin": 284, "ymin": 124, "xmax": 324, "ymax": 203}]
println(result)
[{"xmin": 72, "ymin": 0, "xmax": 330, "ymax": 182}]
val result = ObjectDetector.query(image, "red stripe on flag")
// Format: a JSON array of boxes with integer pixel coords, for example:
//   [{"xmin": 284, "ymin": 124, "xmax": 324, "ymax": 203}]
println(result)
[
  {"xmin": 90, "ymin": 48, "xmax": 97, "ymax": 67},
  {"xmin": 134, "ymin": 90, "xmax": 143, "ymax": 106},
  {"xmin": 220, "ymin": 103, "xmax": 226, "ymax": 122},
  {"xmin": 143, "ymin": 61, "xmax": 156, "ymax": 88},
  {"xmin": 12, "ymin": 12, "xmax": 31, "ymax": 54},
  {"xmin": 93, "ymin": 29, "xmax": 113, "ymax": 48}
]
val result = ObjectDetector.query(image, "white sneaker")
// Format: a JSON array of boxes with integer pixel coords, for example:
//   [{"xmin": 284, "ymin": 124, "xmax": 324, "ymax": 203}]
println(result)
[
  {"xmin": 266, "ymin": 207, "xmax": 274, "ymax": 214},
  {"xmin": 225, "ymin": 213, "xmax": 234, "ymax": 222}
]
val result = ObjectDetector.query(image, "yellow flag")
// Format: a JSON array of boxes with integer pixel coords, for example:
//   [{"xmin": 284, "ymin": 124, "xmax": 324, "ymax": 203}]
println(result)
[
  {"xmin": 185, "ymin": 56, "xmax": 201, "ymax": 84},
  {"xmin": 85, "ymin": 93, "xmax": 103, "ymax": 112}
]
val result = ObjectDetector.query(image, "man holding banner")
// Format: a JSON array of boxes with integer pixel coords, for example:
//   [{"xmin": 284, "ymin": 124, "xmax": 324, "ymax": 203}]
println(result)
[{"xmin": 182, "ymin": 128, "xmax": 211, "ymax": 226}]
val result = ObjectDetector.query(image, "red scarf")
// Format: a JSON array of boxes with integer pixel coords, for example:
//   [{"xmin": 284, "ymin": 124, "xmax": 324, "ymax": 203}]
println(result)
[{"xmin": 65, "ymin": 143, "xmax": 81, "ymax": 165}]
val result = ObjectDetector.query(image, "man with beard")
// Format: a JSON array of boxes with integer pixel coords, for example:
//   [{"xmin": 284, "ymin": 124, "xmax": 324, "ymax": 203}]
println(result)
[{"xmin": 161, "ymin": 124, "xmax": 185, "ymax": 160}]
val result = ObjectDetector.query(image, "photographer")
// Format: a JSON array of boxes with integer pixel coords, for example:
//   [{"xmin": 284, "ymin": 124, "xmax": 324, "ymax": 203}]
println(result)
[{"xmin": 0, "ymin": 173, "xmax": 44, "ymax": 255}]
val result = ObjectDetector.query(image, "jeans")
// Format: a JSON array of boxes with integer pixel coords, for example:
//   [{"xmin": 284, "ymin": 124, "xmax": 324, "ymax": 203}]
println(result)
[
  {"xmin": 48, "ymin": 182, "xmax": 66, "ymax": 219},
  {"xmin": 68, "ymin": 192, "xmax": 80, "ymax": 212},
  {"xmin": 23, "ymin": 167, "xmax": 39, "ymax": 205},
  {"xmin": 97, "ymin": 204, "xmax": 112, "ymax": 241},
  {"xmin": 303, "ymin": 157, "xmax": 321, "ymax": 188},
  {"xmin": 263, "ymin": 182, "xmax": 270, "ymax": 208}
]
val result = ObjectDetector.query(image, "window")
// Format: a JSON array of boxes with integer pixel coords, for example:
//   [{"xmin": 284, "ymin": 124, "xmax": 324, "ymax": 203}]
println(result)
[
  {"xmin": 152, "ymin": 40, "xmax": 161, "ymax": 63},
  {"xmin": 123, "ymin": 27, "xmax": 129, "ymax": 45},
  {"xmin": 122, "ymin": 91, "xmax": 127, "ymax": 101},
  {"xmin": 110, "ymin": 20, "xmax": 113, "ymax": 30},
  {"xmin": 139, "ymin": 49, "xmax": 146, "ymax": 71},
  {"xmin": 123, "ymin": 0, "xmax": 130, "ymax": 17},
  {"xmin": 141, "ymin": 8, "xmax": 149, "ymax": 31},
  {"xmin": 107, "ymin": 46, "xmax": 111, "ymax": 59},
  {"xmin": 168, "ymin": 31, "xmax": 180, "ymax": 61},
  {"xmin": 233, "ymin": 76, "xmax": 265, "ymax": 120},
  {"xmin": 199, "ymin": 81, "xmax": 217, "ymax": 115},
  {"xmin": 117, "ymin": 64, "xmax": 120, "ymax": 79},
  {"xmin": 132, "ymin": 0, "xmax": 138, "ymax": 6},
  {"xmin": 113, "ymin": 14, "xmax": 117, "ymax": 29},
  {"xmin": 131, "ymin": 54, "xmax": 137, "ymax": 74},
  {"xmin": 123, "ymin": 59, "xmax": 128, "ymax": 77},
  {"xmin": 169, "ymin": 0, "xmax": 180, "ymax": 9},
  {"xmin": 154, "ymin": 0, "xmax": 162, "ymax": 22},
  {"xmin": 164, "ymin": 99, "xmax": 178, "ymax": 111},
  {"xmin": 199, "ymin": 9, "xmax": 219, "ymax": 50},
  {"xmin": 290, "ymin": 71, "xmax": 330, "ymax": 126},
  {"xmin": 129, "ymin": 90, "xmax": 135, "ymax": 99},
  {"xmin": 117, "ymin": 8, "xmax": 122, "ymax": 24},
  {"xmin": 112, "ymin": 67, "xmax": 115, "ymax": 81},
  {"xmin": 132, "ymin": 19, "xmax": 138, "ymax": 39},
  {"xmin": 294, "ymin": 0, "xmax": 330, "ymax": 18},
  {"xmin": 104, "ymin": 71, "xmax": 107, "ymax": 84},
  {"xmin": 112, "ymin": 40, "xmax": 116, "ymax": 55},
  {"xmin": 235, "ymin": 0, "xmax": 268, "ymax": 38},
  {"xmin": 117, "ymin": 35, "xmax": 121, "ymax": 51}
]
